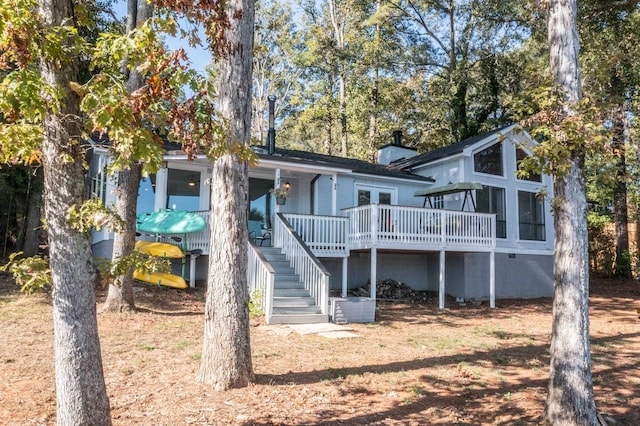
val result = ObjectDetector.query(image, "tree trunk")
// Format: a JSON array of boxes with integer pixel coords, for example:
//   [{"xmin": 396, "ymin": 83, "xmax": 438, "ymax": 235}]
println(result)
[
  {"xmin": 39, "ymin": 0, "xmax": 111, "ymax": 422},
  {"xmin": 102, "ymin": 162, "xmax": 141, "ymax": 312},
  {"xmin": 102, "ymin": 0, "xmax": 152, "ymax": 312},
  {"xmin": 338, "ymin": 73, "xmax": 347, "ymax": 157},
  {"xmin": 196, "ymin": 0, "xmax": 255, "ymax": 390},
  {"xmin": 611, "ymin": 103, "xmax": 630, "ymax": 277},
  {"xmin": 328, "ymin": 0, "xmax": 348, "ymax": 157},
  {"xmin": 545, "ymin": 0, "xmax": 597, "ymax": 424},
  {"xmin": 21, "ymin": 168, "xmax": 43, "ymax": 257},
  {"xmin": 368, "ymin": 69, "xmax": 378, "ymax": 163},
  {"xmin": 324, "ymin": 90, "xmax": 333, "ymax": 155},
  {"xmin": 367, "ymin": 0, "xmax": 380, "ymax": 164}
]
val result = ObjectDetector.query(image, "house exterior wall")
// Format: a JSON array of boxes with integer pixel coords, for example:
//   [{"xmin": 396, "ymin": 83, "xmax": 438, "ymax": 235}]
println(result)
[
  {"xmin": 409, "ymin": 133, "xmax": 555, "ymax": 256},
  {"xmin": 322, "ymin": 252, "xmax": 430, "ymax": 292},
  {"xmin": 322, "ymin": 250, "xmax": 553, "ymax": 300}
]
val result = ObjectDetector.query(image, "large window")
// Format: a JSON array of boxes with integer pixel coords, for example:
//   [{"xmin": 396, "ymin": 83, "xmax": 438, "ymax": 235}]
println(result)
[
  {"xmin": 516, "ymin": 148, "xmax": 542, "ymax": 182},
  {"xmin": 166, "ymin": 168, "xmax": 201, "ymax": 211},
  {"xmin": 136, "ymin": 174, "xmax": 156, "ymax": 215},
  {"xmin": 476, "ymin": 186, "xmax": 506, "ymax": 238},
  {"xmin": 474, "ymin": 143, "xmax": 503, "ymax": 176},
  {"xmin": 518, "ymin": 191, "xmax": 545, "ymax": 241}
]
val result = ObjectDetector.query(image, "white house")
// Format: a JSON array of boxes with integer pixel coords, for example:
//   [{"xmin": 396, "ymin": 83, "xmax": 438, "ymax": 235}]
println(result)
[{"xmin": 90, "ymin": 124, "xmax": 554, "ymax": 324}]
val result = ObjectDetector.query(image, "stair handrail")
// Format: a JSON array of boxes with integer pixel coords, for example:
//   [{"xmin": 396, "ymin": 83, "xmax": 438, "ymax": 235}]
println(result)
[
  {"xmin": 247, "ymin": 240, "xmax": 275, "ymax": 323},
  {"xmin": 273, "ymin": 213, "xmax": 330, "ymax": 315}
]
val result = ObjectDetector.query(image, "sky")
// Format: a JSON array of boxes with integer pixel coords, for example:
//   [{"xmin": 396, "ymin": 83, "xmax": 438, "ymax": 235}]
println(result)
[{"xmin": 112, "ymin": 0, "xmax": 212, "ymax": 73}]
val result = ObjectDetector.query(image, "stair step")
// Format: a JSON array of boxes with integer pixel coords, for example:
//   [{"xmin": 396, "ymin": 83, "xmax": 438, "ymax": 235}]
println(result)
[
  {"xmin": 274, "ymin": 279, "xmax": 305, "ymax": 289},
  {"xmin": 269, "ymin": 312, "xmax": 329, "ymax": 324},
  {"xmin": 253, "ymin": 245, "xmax": 329, "ymax": 325},
  {"xmin": 270, "ymin": 264, "xmax": 296, "ymax": 274},
  {"xmin": 272, "ymin": 305, "xmax": 322, "ymax": 314},
  {"xmin": 274, "ymin": 288, "xmax": 310, "ymax": 297},
  {"xmin": 262, "ymin": 252, "xmax": 287, "ymax": 261},
  {"xmin": 272, "ymin": 296, "xmax": 316, "ymax": 307}
]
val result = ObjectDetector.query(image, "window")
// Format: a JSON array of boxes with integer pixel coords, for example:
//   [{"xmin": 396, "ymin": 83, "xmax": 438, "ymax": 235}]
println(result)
[
  {"xmin": 474, "ymin": 143, "xmax": 503, "ymax": 176},
  {"xmin": 476, "ymin": 186, "xmax": 506, "ymax": 238},
  {"xmin": 516, "ymin": 148, "xmax": 542, "ymax": 182},
  {"xmin": 136, "ymin": 174, "xmax": 156, "ymax": 215},
  {"xmin": 356, "ymin": 186, "xmax": 395, "ymax": 206},
  {"xmin": 166, "ymin": 168, "xmax": 201, "ymax": 211},
  {"xmin": 518, "ymin": 191, "xmax": 545, "ymax": 241},
  {"xmin": 358, "ymin": 189, "xmax": 371, "ymax": 206}
]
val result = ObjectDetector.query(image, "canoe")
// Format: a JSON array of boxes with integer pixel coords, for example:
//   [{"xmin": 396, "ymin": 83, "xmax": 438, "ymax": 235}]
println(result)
[
  {"xmin": 133, "ymin": 270, "xmax": 188, "ymax": 289},
  {"xmin": 135, "ymin": 240, "xmax": 184, "ymax": 258}
]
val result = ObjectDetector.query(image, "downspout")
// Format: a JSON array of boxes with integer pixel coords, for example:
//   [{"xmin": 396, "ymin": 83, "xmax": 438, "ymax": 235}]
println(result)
[
  {"xmin": 267, "ymin": 95, "xmax": 276, "ymax": 155},
  {"xmin": 310, "ymin": 174, "xmax": 321, "ymax": 215}
]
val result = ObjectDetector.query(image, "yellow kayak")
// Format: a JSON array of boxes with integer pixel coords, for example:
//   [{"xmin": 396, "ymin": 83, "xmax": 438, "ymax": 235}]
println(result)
[
  {"xmin": 133, "ymin": 270, "xmax": 188, "ymax": 289},
  {"xmin": 135, "ymin": 240, "xmax": 184, "ymax": 258}
]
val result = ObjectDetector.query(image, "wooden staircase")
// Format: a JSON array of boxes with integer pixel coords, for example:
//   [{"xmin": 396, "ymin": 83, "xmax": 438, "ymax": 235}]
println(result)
[{"xmin": 259, "ymin": 247, "xmax": 329, "ymax": 324}]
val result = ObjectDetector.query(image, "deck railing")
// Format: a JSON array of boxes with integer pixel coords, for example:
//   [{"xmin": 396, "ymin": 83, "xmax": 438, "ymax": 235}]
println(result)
[
  {"xmin": 186, "ymin": 210, "xmax": 211, "ymax": 253},
  {"xmin": 187, "ymin": 206, "xmax": 494, "ymax": 255},
  {"xmin": 345, "ymin": 204, "xmax": 495, "ymax": 251},
  {"xmin": 247, "ymin": 241, "xmax": 275, "ymax": 323},
  {"xmin": 273, "ymin": 213, "xmax": 329, "ymax": 315},
  {"xmin": 282, "ymin": 213, "xmax": 348, "ymax": 257}
]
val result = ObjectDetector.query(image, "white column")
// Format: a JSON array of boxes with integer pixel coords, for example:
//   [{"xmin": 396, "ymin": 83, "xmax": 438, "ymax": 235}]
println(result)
[
  {"xmin": 274, "ymin": 168, "xmax": 281, "ymax": 213},
  {"xmin": 331, "ymin": 173, "xmax": 338, "ymax": 216},
  {"xmin": 342, "ymin": 257, "xmax": 348, "ymax": 298},
  {"xmin": 155, "ymin": 166, "xmax": 168, "ymax": 212},
  {"xmin": 490, "ymin": 250, "xmax": 495, "ymax": 308},
  {"xmin": 439, "ymin": 250, "xmax": 445, "ymax": 309},
  {"xmin": 370, "ymin": 247, "xmax": 377, "ymax": 301}
]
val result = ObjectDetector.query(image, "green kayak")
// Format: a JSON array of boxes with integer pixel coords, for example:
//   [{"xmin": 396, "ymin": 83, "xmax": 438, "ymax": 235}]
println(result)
[{"xmin": 136, "ymin": 210, "xmax": 206, "ymax": 234}]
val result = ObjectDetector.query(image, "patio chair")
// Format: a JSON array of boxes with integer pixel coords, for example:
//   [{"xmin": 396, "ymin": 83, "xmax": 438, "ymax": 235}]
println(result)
[{"xmin": 248, "ymin": 220, "xmax": 271, "ymax": 246}]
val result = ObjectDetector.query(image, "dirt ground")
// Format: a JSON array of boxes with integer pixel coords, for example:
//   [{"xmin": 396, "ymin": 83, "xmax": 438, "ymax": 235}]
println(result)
[{"xmin": 0, "ymin": 274, "xmax": 638, "ymax": 425}]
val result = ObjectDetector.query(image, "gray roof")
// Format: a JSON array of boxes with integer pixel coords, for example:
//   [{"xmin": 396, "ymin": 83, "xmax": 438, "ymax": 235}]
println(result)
[
  {"xmin": 255, "ymin": 146, "xmax": 434, "ymax": 183},
  {"xmin": 391, "ymin": 126, "xmax": 513, "ymax": 171}
]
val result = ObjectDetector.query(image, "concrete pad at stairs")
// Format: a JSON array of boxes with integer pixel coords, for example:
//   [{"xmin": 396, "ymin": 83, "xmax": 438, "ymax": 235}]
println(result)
[
  {"xmin": 288, "ymin": 323, "xmax": 355, "ymax": 335},
  {"xmin": 317, "ymin": 331, "xmax": 362, "ymax": 339}
]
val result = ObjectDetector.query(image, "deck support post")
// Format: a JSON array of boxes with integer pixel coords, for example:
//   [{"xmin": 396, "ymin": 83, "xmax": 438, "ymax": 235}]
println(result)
[
  {"xmin": 490, "ymin": 250, "xmax": 495, "ymax": 308},
  {"xmin": 439, "ymin": 249, "xmax": 445, "ymax": 309},
  {"xmin": 370, "ymin": 247, "xmax": 377, "ymax": 301},
  {"xmin": 341, "ymin": 257, "xmax": 348, "ymax": 298}
]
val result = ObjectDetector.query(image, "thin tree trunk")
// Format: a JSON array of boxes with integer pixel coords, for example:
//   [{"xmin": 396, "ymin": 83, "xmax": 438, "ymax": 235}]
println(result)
[
  {"xmin": 328, "ymin": 0, "xmax": 348, "ymax": 157},
  {"xmin": 338, "ymin": 74, "xmax": 347, "ymax": 157},
  {"xmin": 367, "ymin": 0, "xmax": 380, "ymax": 164},
  {"xmin": 324, "ymin": 90, "xmax": 333, "ymax": 155},
  {"xmin": 21, "ymin": 168, "xmax": 43, "ymax": 256},
  {"xmin": 611, "ymin": 103, "xmax": 630, "ymax": 277},
  {"xmin": 197, "ymin": 0, "xmax": 255, "ymax": 390},
  {"xmin": 102, "ymin": 162, "xmax": 141, "ymax": 312},
  {"xmin": 544, "ymin": 0, "xmax": 597, "ymax": 424},
  {"xmin": 39, "ymin": 0, "xmax": 111, "ymax": 421},
  {"xmin": 368, "ymin": 68, "xmax": 378, "ymax": 163},
  {"xmin": 102, "ymin": 0, "xmax": 152, "ymax": 312}
]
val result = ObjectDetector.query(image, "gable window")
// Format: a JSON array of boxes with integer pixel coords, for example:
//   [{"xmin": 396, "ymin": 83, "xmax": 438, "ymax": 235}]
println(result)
[
  {"xmin": 516, "ymin": 148, "xmax": 542, "ymax": 182},
  {"xmin": 476, "ymin": 186, "xmax": 506, "ymax": 238},
  {"xmin": 518, "ymin": 191, "xmax": 545, "ymax": 241},
  {"xmin": 474, "ymin": 143, "xmax": 503, "ymax": 176}
]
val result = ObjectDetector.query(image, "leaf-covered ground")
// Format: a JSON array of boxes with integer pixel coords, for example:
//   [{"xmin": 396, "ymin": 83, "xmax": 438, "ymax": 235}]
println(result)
[{"xmin": 0, "ymin": 274, "xmax": 638, "ymax": 425}]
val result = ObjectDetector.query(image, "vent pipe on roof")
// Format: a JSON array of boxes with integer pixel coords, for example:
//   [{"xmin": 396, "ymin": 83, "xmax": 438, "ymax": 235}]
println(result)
[
  {"xmin": 267, "ymin": 95, "xmax": 276, "ymax": 155},
  {"xmin": 392, "ymin": 130, "xmax": 402, "ymax": 146}
]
